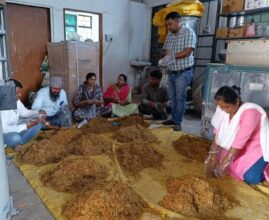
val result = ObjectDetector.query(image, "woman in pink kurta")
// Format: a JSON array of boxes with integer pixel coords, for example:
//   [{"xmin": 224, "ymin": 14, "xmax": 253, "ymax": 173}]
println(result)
[{"xmin": 205, "ymin": 86, "xmax": 269, "ymax": 184}]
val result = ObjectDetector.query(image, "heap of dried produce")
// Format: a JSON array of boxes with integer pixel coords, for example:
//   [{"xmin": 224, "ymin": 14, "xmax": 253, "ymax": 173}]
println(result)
[
  {"xmin": 173, "ymin": 135, "xmax": 211, "ymax": 162},
  {"xmin": 115, "ymin": 115, "xmax": 148, "ymax": 128},
  {"xmin": 40, "ymin": 158, "xmax": 108, "ymax": 193},
  {"xmin": 160, "ymin": 176, "xmax": 238, "ymax": 220},
  {"xmin": 80, "ymin": 118, "xmax": 116, "ymax": 134},
  {"xmin": 116, "ymin": 141, "xmax": 163, "ymax": 174},
  {"xmin": 64, "ymin": 181, "xmax": 147, "ymax": 220},
  {"xmin": 49, "ymin": 127, "xmax": 81, "ymax": 145},
  {"xmin": 114, "ymin": 125, "xmax": 158, "ymax": 143},
  {"xmin": 68, "ymin": 133, "xmax": 112, "ymax": 156},
  {"xmin": 16, "ymin": 139, "xmax": 69, "ymax": 166}
]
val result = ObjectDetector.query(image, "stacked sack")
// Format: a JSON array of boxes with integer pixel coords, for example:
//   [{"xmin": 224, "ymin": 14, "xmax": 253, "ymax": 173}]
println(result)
[{"xmin": 153, "ymin": 0, "xmax": 204, "ymax": 43}]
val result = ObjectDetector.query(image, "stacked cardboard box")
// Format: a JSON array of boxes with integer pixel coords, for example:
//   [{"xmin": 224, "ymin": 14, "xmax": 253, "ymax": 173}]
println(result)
[
  {"xmin": 216, "ymin": 28, "xmax": 229, "ymax": 38},
  {"xmin": 222, "ymin": 0, "xmax": 245, "ymax": 13},
  {"xmin": 229, "ymin": 27, "xmax": 246, "ymax": 38},
  {"xmin": 245, "ymin": 0, "xmax": 269, "ymax": 10},
  {"xmin": 47, "ymin": 41, "xmax": 100, "ymax": 104}
]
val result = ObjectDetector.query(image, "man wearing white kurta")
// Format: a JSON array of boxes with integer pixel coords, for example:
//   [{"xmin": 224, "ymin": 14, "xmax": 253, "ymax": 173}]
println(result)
[
  {"xmin": 32, "ymin": 76, "xmax": 70, "ymax": 128},
  {"xmin": 0, "ymin": 79, "xmax": 42, "ymax": 150}
]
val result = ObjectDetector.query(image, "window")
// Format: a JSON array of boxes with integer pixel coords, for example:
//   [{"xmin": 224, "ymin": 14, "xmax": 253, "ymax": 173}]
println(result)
[
  {"xmin": 65, "ymin": 14, "xmax": 77, "ymax": 38},
  {"xmin": 77, "ymin": 15, "xmax": 92, "ymax": 41},
  {"xmin": 64, "ymin": 10, "xmax": 99, "ymax": 42}
]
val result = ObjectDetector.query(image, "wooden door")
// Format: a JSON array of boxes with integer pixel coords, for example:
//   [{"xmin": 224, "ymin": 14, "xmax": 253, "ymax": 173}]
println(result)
[{"xmin": 7, "ymin": 3, "xmax": 51, "ymax": 102}]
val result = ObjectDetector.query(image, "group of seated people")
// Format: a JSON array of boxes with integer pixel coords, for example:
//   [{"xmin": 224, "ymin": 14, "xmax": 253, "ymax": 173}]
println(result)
[
  {"xmin": 72, "ymin": 70, "xmax": 169, "ymax": 126},
  {"xmin": 2, "ymin": 72, "xmax": 269, "ymax": 185},
  {"xmin": 0, "ymin": 69, "xmax": 169, "ymax": 150}
]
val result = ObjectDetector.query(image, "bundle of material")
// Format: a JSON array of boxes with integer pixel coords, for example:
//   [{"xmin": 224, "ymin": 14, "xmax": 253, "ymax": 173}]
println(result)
[
  {"xmin": 114, "ymin": 125, "xmax": 158, "ymax": 143},
  {"xmin": 49, "ymin": 127, "xmax": 81, "ymax": 145},
  {"xmin": 116, "ymin": 140, "xmax": 163, "ymax": 174},
  {"xmin": 152, "ymin": 0, "xmax": 204, "ymax": 43},
  {"xmin": 63, "ymin": 181, "xmax": 147, "ymax": 220},
  {"xmin": 40, "ymin": 158, "xmax": 108, "ymax": 193},
  {"xmin": 114, "ymin": 115, "xmax": 149, "ymax": 128},
  {"xmin": 160, "ymin": 176, "xmax": 238, "ymax": 220},
  {"xmin": 80, "ymin": 118, "xmax": 116, "ymax": 134},
  {"xmin": 68, "ymin": 134, "xmax": 112, "ymax": 156},
  {"xmin": 16, "ymin": 139, "xmax": 69, "ymax": 166},
  {"xmin": 173, "ymin": 135, "xmax": 211, "ymax": 162}
]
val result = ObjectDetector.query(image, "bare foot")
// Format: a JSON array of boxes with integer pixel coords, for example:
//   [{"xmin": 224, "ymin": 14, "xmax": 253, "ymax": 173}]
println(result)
[
  {"xmin": 15, "ymin": 144, "xmax": 22, "ymax": 152},
  {"xmin": 262, "ymin": 181, "xmax": 269, "ymax": 187}
]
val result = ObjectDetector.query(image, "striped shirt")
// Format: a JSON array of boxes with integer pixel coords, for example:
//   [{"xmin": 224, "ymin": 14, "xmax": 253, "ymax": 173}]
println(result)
[{"xmin": 163, "ymin": 25, "xmax": 196, "ymax": 71}]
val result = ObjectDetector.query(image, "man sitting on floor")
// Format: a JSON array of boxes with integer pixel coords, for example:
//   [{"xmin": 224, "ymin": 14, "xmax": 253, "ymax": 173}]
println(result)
[
  {"xmin": 0, "ymin": 79, "xmax": 43, "ymax": 151},
  {"xmin": 138, "ymin": 70, "xmax": 169, "ymax": 120},
  {"xmin": 32, "ymin": 76, "xmax": 71, "ymax": 128}
]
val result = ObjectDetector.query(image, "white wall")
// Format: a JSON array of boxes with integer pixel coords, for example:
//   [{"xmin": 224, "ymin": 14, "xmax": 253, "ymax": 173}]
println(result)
[
  {"xmin": 144, "ymin": 0, "xmax": 173, "ymax": 7},
  {"xmin": 128, "ymin": 2, "xmax": 151, "ymax": 88},
  {"xmin": 6, "ymin": 0, "xmax": 151, "ymax": 89}
]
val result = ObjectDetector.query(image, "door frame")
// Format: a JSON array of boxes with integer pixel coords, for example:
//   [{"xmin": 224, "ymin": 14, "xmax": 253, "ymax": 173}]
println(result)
[
  {"xmin": 7, "ymin": 1, "xmax": 53, "ymax": 41},
  {"xmin": 6, "ymin": 2, "xmax": 52, "ymax": 103},
  {"xmin": 63, "ymin": 8, "xmax": 103, "ymax": 88}
]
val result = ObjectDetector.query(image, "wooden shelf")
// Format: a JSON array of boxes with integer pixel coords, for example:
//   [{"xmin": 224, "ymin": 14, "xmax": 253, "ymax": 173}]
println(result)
[{"xmin": 220, "ymin": 7, "xmax": 269, "ymax": 17}]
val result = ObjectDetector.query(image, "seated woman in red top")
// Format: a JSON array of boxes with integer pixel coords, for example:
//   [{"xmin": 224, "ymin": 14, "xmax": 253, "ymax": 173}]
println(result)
[{"xmin": 103, "ymin": 74, "xmax": 138, "ymax": 117}]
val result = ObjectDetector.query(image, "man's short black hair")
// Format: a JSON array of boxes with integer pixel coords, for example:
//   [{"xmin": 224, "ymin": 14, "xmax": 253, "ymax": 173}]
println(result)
[
  {"xmin": 9, "ymin": 79, "xmax": 23, "ymax": 88},
  {"xmin": 150, "ymin": 70, "xmax": 162, "ymax": 80},
  {"xmin": 165, "ymin": 12, "xmax": 181, "ymax": 21}
]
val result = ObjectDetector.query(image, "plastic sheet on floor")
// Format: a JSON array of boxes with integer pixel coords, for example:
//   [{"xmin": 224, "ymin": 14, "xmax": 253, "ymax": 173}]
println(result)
[{"xmin": 8, "ymin": 127, "xmax": 269, "ymax": 220}]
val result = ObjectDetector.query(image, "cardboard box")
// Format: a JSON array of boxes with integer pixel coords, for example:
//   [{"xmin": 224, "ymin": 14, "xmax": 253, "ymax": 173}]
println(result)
[
  {"xmin": 226, "ymin": 39, "xmax": 269, "ymax": 67},
  {"xmin": 229, "ymin": 27, "xmax": 246, "ymax": 38},
  {"xmin": 216, "ymin": 28, "xmax": 229, "ymax": 38},
  {"xmin": 47, "ymin": 41, "xmax": 100, "ymax": 104},
  {"xmin": 222, "ymin": 0, "xmax": 245, "ymax": 14},
  {"xmin": 245, "ymin": 0, "xmax": 269, "ymax": 10}
]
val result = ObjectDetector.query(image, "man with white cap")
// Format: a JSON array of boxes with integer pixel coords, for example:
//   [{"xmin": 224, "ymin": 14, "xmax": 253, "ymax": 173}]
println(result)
[{"xmin": 32, "ymin": 76, "xmax": 70, "ymax": 128}]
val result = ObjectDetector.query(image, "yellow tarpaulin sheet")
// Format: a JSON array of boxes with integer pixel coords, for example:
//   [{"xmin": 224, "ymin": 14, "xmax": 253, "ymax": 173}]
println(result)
[
  {"xmin": 10, "ymin": 127, "xmax": 269, "ymax": 220},
  {"xmin": 152, "ymin": 0, "xmax": 204, "ymax": 43}
]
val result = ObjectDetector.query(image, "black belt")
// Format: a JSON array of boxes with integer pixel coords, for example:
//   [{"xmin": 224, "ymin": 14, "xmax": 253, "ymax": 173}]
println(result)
[{"xmin": 171, "ymin": 67, "xmax": 193, "ymax": 74}]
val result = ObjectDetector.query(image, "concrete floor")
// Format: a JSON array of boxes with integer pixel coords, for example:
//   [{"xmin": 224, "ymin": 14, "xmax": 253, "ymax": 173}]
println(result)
[
  {"xmin": 7, "ymin": 112, "xmax": 201, "ymax": 220},
  {"xmin": 7, "ymin": 160, "xmax": 54, "ymax": 220}
]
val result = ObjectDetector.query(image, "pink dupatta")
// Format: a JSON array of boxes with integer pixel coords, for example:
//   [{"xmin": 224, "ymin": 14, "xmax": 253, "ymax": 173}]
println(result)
[{"xmin": 103, "ymin": 84, "xmax": 131, "ymax": 107}]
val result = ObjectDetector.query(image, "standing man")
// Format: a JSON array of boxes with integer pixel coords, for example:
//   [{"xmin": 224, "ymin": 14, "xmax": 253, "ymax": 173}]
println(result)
[{"xmin": 161, "ymin": 12, "xmax": 196, "ymax": 131}]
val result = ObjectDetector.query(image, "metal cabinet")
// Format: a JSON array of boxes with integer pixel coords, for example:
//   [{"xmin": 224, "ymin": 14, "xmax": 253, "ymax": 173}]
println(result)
[{"xmin": 201, "ymin": 63, "xmax": 269, "ymax": 139}]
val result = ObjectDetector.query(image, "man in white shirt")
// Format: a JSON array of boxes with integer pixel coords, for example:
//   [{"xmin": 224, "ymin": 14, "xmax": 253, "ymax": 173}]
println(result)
[
  {"xmin": 32, "ymin": 76, "xmax": 71, "ymax": 128},
  {"xmin": 0, "ymin": 79, "xmax": 43, "ymax": 151}
]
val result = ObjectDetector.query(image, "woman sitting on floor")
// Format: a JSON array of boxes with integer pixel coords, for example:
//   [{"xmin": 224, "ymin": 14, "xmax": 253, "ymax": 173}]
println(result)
[
  {"xmin": 73, "ymin": 72, "xmax": 104, "ymax": 124},
  {"xmin": 103, "ymin": 74, "xmax": 138, "ymax": 117},
  {"xmin": 205, "ymin": 85, "xmax": 269, "ymax": 184}
]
